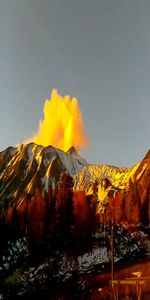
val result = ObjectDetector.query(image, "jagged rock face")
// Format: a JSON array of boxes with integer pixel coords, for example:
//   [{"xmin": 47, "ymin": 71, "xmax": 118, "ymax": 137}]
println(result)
[
  {"xmin": 103, "ymin": 152, "xmax": 150, "ymax": 225},
  {"xmin": 0, "ymin": 143, "xmax": 150, "ymax": 225},
  {"xmin": 0, "ymin": 143, "xmax": 87, "ymax": 206}
]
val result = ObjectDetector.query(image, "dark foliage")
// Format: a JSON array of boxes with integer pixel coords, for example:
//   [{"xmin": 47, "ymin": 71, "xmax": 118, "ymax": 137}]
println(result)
[{"xmin": 1, "ymin": 173, "xmax": 97, "ymax": 256}]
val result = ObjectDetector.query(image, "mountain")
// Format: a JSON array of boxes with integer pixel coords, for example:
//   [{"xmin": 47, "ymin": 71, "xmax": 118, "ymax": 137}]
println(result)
[
  {"xmin": 0, "ymin": 143, "xmax": 87, "ymax": 206},
  {"xmin": 0, "ymin": 143, "xmax": 150, "ymax": 225},
  {"xmin": 1, "ymin": 143, "xmax": 150, "ymax": 299}
]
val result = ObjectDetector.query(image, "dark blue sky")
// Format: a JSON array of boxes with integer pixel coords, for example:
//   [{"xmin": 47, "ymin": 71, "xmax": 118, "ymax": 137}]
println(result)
[{"xmin": 1, "ymin": 0, "xmax": 150, "ymax": 166}]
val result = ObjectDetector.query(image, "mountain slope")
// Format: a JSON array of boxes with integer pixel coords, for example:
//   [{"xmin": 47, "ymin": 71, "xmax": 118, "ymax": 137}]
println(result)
[
  {"xmin": 0, "ymin": 143, "xmax": 87, "ymax": 206},
  {"xmin": 0, "ymin": 143, "xmax": 150, "ymax": 225}
]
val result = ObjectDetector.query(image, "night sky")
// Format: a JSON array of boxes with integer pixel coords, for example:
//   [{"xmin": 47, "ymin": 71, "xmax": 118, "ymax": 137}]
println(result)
[{"xmin": 1, "ymin": 0, "xmax": 150, "ymax": 167}]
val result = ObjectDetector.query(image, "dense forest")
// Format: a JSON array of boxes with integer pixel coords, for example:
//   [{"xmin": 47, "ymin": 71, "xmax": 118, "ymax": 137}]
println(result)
[{"xmin": 0, "ymin": 173, "xmax": 98, "ymax": 259}]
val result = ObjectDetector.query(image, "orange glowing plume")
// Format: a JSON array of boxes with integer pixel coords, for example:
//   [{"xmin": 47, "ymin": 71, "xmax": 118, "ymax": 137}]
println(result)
[{"xmin": 25, "ymin": 89, "xmax": 88, "ymax": 152}]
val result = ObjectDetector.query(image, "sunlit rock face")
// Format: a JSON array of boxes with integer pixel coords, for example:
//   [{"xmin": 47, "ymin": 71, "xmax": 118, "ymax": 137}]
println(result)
[
  {"xmin": 0, "ymin": 143, "xmax": 150, "ymax": 225},
  {"xmin": 0, "ymin": 143, "xmax": 87, "ymax": 206},
  {"xmin": 74, "ymin": 149, "xmax": 150, "ymax": 225}
]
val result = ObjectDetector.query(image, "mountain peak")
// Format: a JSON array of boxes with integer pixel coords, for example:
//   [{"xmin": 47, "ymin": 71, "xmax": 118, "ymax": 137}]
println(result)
[
  {"xmin": 66, "ymin": 146, "xmax": 78, "ymax": 155},
  {"xmin": 0, "ymin": 143, "xmax": 88, "ymax": 205}
]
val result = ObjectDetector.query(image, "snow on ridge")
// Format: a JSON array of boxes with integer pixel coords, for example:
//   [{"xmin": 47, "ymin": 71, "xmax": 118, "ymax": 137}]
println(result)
[
  {"xmin": 41, "ymin": 156, "xmax": 57, "ymax": 190},
  {"xmin": 74, "ymin": 160, "xmax": 141, "ymax": 194}
]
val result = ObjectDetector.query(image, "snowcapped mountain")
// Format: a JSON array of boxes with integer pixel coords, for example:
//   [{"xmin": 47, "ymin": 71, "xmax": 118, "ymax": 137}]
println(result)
[
  {"xmin": 0, "ymin": 142, "xmax": 150, "ymax": 223},
  {"xmin": 0, "ymin": 143, "xmax": 87, "ymax": 205}
]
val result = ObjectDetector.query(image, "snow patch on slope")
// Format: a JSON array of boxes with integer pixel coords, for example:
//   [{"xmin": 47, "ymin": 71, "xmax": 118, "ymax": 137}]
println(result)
[
  {"xmin": 78, "ymin": 247, "xmax": 108, "ymax": 273},
  {"xmin": 74, "ymin": 161, "xmax": 141, "ymax": 196}
]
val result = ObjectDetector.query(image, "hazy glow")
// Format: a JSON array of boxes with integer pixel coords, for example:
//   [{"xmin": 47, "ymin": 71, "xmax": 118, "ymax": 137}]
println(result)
[{"xmin": 25, "ymin": 89, "xmax": 88, "ymax": 152}]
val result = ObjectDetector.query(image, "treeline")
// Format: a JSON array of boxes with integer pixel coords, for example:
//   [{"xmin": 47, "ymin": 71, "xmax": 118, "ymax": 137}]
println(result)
[{"xmin": 1, "ymin": 173, "xmax": 98, "ymax": 254}]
